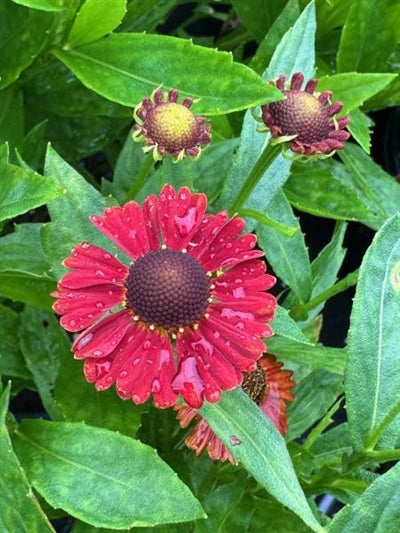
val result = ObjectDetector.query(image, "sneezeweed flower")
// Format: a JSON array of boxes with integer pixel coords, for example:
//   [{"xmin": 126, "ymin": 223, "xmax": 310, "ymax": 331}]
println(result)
[
  {"xmin": 175, "ymin": 354, "xmax": 295, "ymax": 464},
  {"xmin": 133, "ymin": 88, "xmax": 211, "ymax": 161},
  {"xmin": 52, "ymin": 185, "xmax": 277, "ymax": 409},
  {"xmin": 261, "ymin": 72, "xmax": 350, "ymax": 157}
]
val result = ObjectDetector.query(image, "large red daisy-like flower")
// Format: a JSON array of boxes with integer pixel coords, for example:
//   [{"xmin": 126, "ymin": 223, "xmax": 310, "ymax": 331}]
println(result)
[
  {"xmin": 52, "ymin": 185, "xmax": 277, "ymax": 409},
  {"xmin": 175, "ymin": 355, "xmax": 295, "ymax": 464},
  {"xmin": 261, "ymin": 72, "xmax": 350, "ymax": 156}
]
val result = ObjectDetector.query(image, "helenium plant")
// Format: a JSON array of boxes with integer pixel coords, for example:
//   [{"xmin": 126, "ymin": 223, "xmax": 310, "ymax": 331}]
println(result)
[{"xmin": 1, "ymin": 1, "xmax": 400, "ymax": 532}]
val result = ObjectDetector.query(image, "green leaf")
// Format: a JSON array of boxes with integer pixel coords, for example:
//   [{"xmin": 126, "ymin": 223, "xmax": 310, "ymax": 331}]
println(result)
[
  {"xmin": 337, "ymin": 0, "xmax": 400, "ymax": 72},
  {"xmin": 41, "ymin": 145, "xmax": 121, "ymax": 279},
  {"xmin": 201, "ymin": 389, "xmax": 324, "ymax": 533},
  {"xmin": 309, "ymin": 424, "xmax": 352, "ymax": 469},
  {"xmin": 67, "ymin": 0, "xmax": 127, "ymax": 46},
  {"xmin": 54, "ymin": 349, "xmax": 144, "ymax": 437},
  {"xmin": 249, "ymin": 0, "xmax": 300, "ymax": 74},
  {"xmin": 0, "ymin": 87, "xmax": 24, "ymax": 149},
  {"xmin": 0, "ymin": 385, "xmax": 54, "ymax": 533},
  {"xmin": 286, "ymin": 370, "xmax": 344, "ymax": 442},
  {"xmin": 268, "ymin": 337, "xmax": 347, "ymax": 376},
  {"xmin": 119, "ymin": 0, "xmax": 175, "ymax": 33},
  {"xmin": 19, "ymin": 306, "xmax": 69, "ymax": 420},
  {"xmin": 0, "ymin": 1, "xmax": 53, "ymax": 89},
  {"xmin": 53, "ymin": 33, "xmax": 281, "ymax": 114},
  {"xmin": 266, "ymin": 0, "xmax": 316, "ymax": 80},
  {"xmin": 0, "ymin": 144, "xmax": 64, "ymax": 222},
  {"xmin": 231, "ymin": 0, "xmax": 287, "ymax": 42},
  {"xmin": 317, "ymin": 73, "xmax": 397, "ymax": 113},
  {"xmin": 0, "ymin": 223, "xmax": 55, "ymax": 308},
  {"xmin": 271, "ymin": 306, "xmax": 310, "ymax": 344},
  {"xmin": 327, "ymin": 460, "xmax": 400, "ymax": 532},
  {"xmin": 304, "ymin": 222, "xmax": 347, "ymax": 322},
  {"xmin": 14, "ymin": 419, "xmax": 205, "ymax": 528},
  {"xmin": 339, "ymin": 143, "xmax": 400, "ymax": 222},
  {"xmin": 257, "ymin": 191, "xmax": 312, "ymax": 303},
  {"xmin": 284, "ymin": 161, "xmax": 380, "ymax": 229},
  {"xmin": 0, "ymin": 304, "xmax": 31, "ymax": 380},
  {"xmin": 345, "ymin": 214, "xmax": 400, "ymax": 450},
  {"xmin": 11, "ymin": 0, "xmax": 65, "ymax": 10},
  {"xmin": 347, "ymin": 109, "xmax": 372, "ymax": 154}
]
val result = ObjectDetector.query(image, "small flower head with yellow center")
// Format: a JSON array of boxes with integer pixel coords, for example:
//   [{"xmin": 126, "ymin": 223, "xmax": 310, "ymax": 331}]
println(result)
[
  {"xmin": 260, "ymin": 72, "xmax": 350, "ymax": 158},
  {"xmin": 133, "ymin": 88, "xmax": 211, "ymax": 162}
]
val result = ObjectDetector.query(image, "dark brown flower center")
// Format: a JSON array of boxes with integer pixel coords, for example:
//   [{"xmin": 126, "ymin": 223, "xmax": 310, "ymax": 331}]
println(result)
[
  {"xmin": 269, "ymin": 90, "xmax": 331, "ymax": 143},
  {"xmin": 146, "ymin": 102, "xmax": 200, "ymax": 150},
  {"xmin": 242, "ymin": 362, "xmax": 267, "ymax": 405},
  {"xmin": 125, "ymin": 249, "xmax": 210, "ymax": 329}
]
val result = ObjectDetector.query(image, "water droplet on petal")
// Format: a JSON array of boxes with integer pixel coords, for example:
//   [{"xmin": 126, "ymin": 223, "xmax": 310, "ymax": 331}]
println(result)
[
  {"xmin": 143, "ymin": 340, "xmax": 151, "ymax": 350},
  {"xmin": 92, "ymin": 349, "xmax": 103, "ymax": 356},
  {"xmin": 95, "ymin": 302, "xmax": 104, "ymax": 309},
  {"xmin": 103, "ymin": 253, "xmax": 112, "ymax": 260},
  {"xmin": 119, "ymin": 370, "xmax": 128, "ymax": 378},
  {"xmin": 152, "ymin": 379, "xmax": 161, "ymax": 393},
  {"xmin": 133, "ymin": 357, "xmax": 141, "ymax": 366},
  {"xmin": 133, "ymin": 394, "xmax": 142, "ymax": 403},
  {"xmin": 95, "ymin": 270, "xmax": 105, "ymax": 278},
  {"xmin": 106, "ymin": 376, "xmax": 113, "ymax": 383},
  {"xmin": 208, "ymin": 390, "xmax": 220, "ymax": 402},
  {"xmin": 232, "ymin": 287, "xmax": 245, "ymax": 299},
  {"xmin": 82, "ymin": 243, "xmax": 90, "ymax": 249},
  {"xmin": 77, "ymin": 333, "xmax": 93, "ymax": 350}
]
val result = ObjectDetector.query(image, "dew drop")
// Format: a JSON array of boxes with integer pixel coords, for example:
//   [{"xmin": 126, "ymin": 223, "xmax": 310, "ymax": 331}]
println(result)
[
  {"xmin": 230, "ymin": 435, "xmax": 241, "ymax": 446},
  {"xmin": 133, "ymin": 394, "xmax": 142, "ymax": 403},
  {"xmin": 213, "ymin": 331, "xmax": 220, "ymax": 339},
  {"xmin": 143, "ymin": 340, "xmax": 151, "ymax": 350},
  {"xmin": 82, "ymin": 242, "xmax": 90, "ymax": 249},
  {"xmin": 119, "ymin": 370, "xmax": 128, "ymax": 378},
  {"xmin": 129, "ymin": 229, "xmax": 137, "ymax": 239},
  {"xmin": 95, "ymin": 270, "xmax": 105, "ymax": 278},
  {"xmin": 208, "ymin": 390, "xmax": 220, "ymax": 402},
  {"xmin": 133, "ymin": 357, "xmax": 141, "ymax": 366},
  {"xmin": 92, "ymin": 349, "xmax": 104, "ymax": 356},
  {"xmin": 203, "ymin": 363, "xmax": 211, "ymax": 371},
  {"xmin": 77, "ymin": 333, "xmax": 93, "ymax": 350},
  {"xmin": 159, "ymin": 349, "xmax": 170, "ymax": 365},
  {"xmin": 232, "ymin": 287, "xmax": 246, "ymax": 299},
  {"xmin": 103, "ymin": 253, "xmax": 112, "ymax": 260},
  {"xmin": 106, "ymin": 376, "xmax": 113, "ymax": 383},
  {"xmin": 95, "ymin": 302, "xmax": 104, "ymax": 309},
  {"xmin": 152, "ymin": 379, "xmax": 161, "ymax": 393}
]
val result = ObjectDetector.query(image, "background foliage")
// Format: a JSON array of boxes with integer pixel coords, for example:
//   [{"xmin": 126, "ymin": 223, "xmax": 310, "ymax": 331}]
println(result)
[{"xmin": 1, "ymin": 0, "xmax": 400, "ymax": 531}]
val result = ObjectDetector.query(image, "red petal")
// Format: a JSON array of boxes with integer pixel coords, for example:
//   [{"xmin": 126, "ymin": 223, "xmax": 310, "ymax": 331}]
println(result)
[
  {"xmin": 200, "ymin": 220, "xmax": 264, "ymax": 272},
  {"xmin": 171, "ymin": 356, "xmax": 205, "ymax": 408},
  {"xmin": 211, "ymin": 294, "xmax": 277, "ymax": 323},
  {"xmin": 72, "ymin": 309, "xmax": 132, "ymax": 359},
  {"xmin": 62, "ymin": 242, "xmax": 128, "ymax": 288},
  {"xmin": 158, "ymin": 185, "xmax": 207, "ymax": 250},
  {"xmin": 188, "ymin": 212, "xmax": 228, "ymax": 261},
  {"xmin": 90, "ymin": 202, "xmax": 150, "ymax": 261},
  {"xmin": 53, "ymin": 284, "xmax": 124, "ymax": 332},
  {"xmin": 142, "ymin": 194, "xmax": 161, "ymax": 250}
]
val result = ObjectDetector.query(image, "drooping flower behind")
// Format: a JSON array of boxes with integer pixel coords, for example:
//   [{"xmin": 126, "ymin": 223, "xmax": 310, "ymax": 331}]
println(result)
[
  {"xmin": 175, "ymin": 354, "xmax": 295, "ymax": 464},
  {"xmin": 52, "ymin": 185, "xmax": 277, "ymax": 409},
  {"xmin": 133, "ymin": 88, "xmax": 211, "ymax": 161},
  {"xmin": 261, "ymin": 72, "xmax": 350, "ymax": 156}
]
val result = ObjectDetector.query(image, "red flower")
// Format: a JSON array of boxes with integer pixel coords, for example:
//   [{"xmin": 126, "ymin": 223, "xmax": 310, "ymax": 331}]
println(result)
[
  {"xmin": 52, "ymin": 185, "xmax": 277, "ymax": 409},
  {"xmin": 175, "ymin": 355, "xmax": 295, "ymax": 464},
  {"xmin": 261, "ymin": 72, "xmax": 350, "ymax": 156},
  {"xmin": 133, "ymin": 88, "xmax": 211, "ymax": 161}
]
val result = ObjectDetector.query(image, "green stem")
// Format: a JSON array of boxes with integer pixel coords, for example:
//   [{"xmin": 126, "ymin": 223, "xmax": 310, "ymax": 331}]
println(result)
[
  {"xmin": 229, "ymin": 143, "xmax": 282, "ymax": 215},
  {"xmin": 290, "ymin": 269, "xmax": 359, "ymax": 320},
  {"xmin": 238, "ymin": 208, "xmax": 298, "ymax": 236},
  {"xmin": 125, "ymin": 153, "xmax": 155, "ymax": 201}
]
